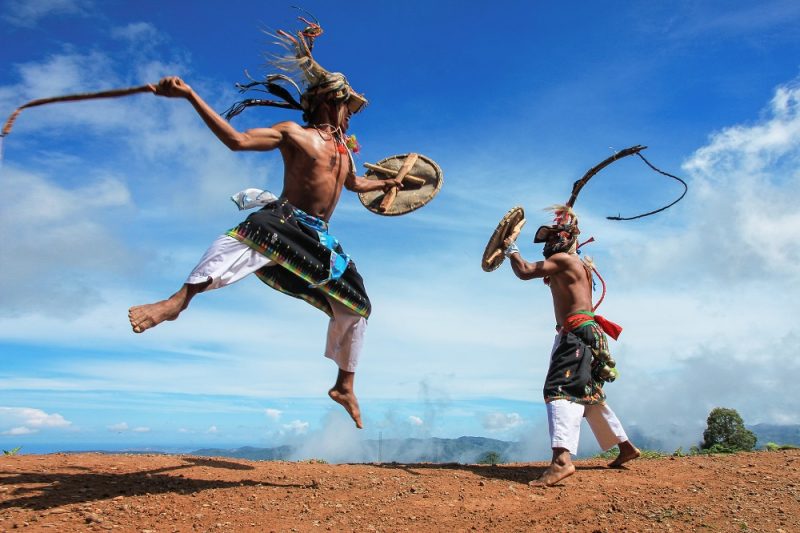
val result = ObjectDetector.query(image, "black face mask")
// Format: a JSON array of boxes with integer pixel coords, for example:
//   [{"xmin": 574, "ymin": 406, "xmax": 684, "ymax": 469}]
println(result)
[{"xmin": 542, "ymin": 235, "xmax": 577, "ymax": 258}]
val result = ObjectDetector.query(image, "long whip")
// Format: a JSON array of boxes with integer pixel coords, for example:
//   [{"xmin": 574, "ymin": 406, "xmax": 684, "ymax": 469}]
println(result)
[{"xmin": 1, "ymin": 84, "xmax": 156, "ymax": 137}]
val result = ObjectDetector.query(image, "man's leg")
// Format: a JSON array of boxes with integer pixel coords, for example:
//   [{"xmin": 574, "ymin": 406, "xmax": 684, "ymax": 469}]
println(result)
[
  {"xmin": 533, "ymin": 399, "xmax": 584, "ymax": 486},
  {"xmin": 129, "ymin": 235, "xmax": 271, "ymax": 333},
  {"xmin": 324, "ymin": 296, "xmax": 366, "ymax": 428},
  {"xmin": 584, "ymin": 403, "xmax": 640, "ymax": 467}
]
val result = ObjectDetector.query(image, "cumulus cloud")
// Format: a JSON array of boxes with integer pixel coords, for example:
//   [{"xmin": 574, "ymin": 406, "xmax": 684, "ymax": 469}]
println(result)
[
  {"xmin": 132, "ymin": 426, "xmax": 150, "ymax": 433},
  {"xmin": 600, "ymin": 78, "xmax": 800, "ymax": 447},
  {"xmin": 206, "ymin": 426, "xmax": 218, "ymax": 434},
  {"xmin": 408, "ymin": 415, "xmax": 424, "ymax": 426},
  {"xmin": 264, "ymin": 408, "xmax": 282, "ymax": 421},
  {"xmin": 482, "ymin": 412, "xmax": 524, "ymax": 432},
  {"xmin": 0, "ymin": 407, "xmax": 71, "ymax": 435},
  {"xmin": 0, "ymin": 45, "xmax": 270, "ymax": 321},
  {"xmin": 614, "ymin": 80, "xmax": 800, "ymax": 285}
]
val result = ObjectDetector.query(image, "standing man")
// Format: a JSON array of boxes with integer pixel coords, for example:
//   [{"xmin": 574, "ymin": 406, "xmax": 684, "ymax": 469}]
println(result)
[
  {"xmin": 128, "ymin": 22, "xmax": 400, "ymax": 429},
  {"xmin": 503, "ymin": 205, "xmax": 639, "ymax": 485}
]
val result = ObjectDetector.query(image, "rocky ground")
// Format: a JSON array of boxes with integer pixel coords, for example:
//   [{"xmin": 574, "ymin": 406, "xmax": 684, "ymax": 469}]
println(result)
[{"xmin": 0, "ymin": 449, "xmax": 798, "ymax": 532}]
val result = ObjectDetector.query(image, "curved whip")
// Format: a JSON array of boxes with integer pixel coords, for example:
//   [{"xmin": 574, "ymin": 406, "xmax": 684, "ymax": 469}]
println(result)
[
  {"xmin": 566, "ymin": 144, "xmax": 688, "ymax": 221},
  {"xmin": 2, "ymin": 84, "xmax": 156, "ymax": 137},
  {"xmin": 566, "ymin": 145, "xmax": 646, "ymax": 208},
  {"xmin": 606, "ymin": 152, "xmax": 688, "ymax": 221}
]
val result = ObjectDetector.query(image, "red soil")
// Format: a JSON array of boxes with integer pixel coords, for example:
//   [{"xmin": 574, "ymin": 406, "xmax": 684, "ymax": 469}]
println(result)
[{"xmin": 1, "ymin": 450, "xmax": 798, "ymax": 532}]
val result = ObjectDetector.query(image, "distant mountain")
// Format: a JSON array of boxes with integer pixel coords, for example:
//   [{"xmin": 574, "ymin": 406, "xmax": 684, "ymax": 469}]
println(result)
[
  {"xmin": 190, "ymin": 436, "xmax": 516, "ymax": 464},
  {"xmin": 188, "ymin": 425, "xmax": 800, "ymax": 463},
  {"xmin": 190, "ymin": 445, "xmax": 294, "ymax": 461},
  {"xmin": 749, "ymin": 424, "xmax": 800, "ymax": 447},
  {"xmin": 363, "ymin": 436, "xmax": 517, "ymax": 464}
]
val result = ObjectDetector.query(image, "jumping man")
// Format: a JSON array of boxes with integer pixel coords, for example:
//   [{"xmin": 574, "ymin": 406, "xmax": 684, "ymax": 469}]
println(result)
[{"xmin": 128, "ymin": 22, "xmax": 400, "ymax": 428}]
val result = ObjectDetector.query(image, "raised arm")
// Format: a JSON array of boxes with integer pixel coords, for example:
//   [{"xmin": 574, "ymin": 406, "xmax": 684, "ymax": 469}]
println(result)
[
  {"xmin": 155, "ymin": 76, "xmax": 282, "ymax": 151},
  {"xmin": 506, "ymin": 242, "xmax": 569, "ymax": 280}
]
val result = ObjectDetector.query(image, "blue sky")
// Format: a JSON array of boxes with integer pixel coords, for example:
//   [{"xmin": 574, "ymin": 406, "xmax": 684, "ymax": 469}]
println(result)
[{"xmin": 1, "ymin": 0, "xmax": 799, "ymax": 460}]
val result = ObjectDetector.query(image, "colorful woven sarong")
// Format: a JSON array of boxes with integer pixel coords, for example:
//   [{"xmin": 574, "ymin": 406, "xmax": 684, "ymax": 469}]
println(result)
[{"xmin": 226, "ymin": 199, "xmax": 371, "ymax": 319}]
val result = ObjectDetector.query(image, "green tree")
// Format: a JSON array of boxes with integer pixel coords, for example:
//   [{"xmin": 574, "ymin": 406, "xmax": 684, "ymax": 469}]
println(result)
[
  {"xmin": 477, "ymin": 451, "xmax": 503, "ymax": 465},
  {"xmin": 701, "ymin": 407, "xmax": 757, "ymax": 452}
]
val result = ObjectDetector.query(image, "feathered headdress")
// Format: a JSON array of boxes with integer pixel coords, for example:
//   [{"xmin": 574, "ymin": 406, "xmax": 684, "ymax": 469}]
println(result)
[{"xmin": 223, "ymin": 10, "xmax": 367, "ymax": 121}]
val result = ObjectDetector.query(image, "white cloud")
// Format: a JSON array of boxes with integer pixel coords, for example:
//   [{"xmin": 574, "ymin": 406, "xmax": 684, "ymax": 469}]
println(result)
[
  {"xmin": 482, "ymin": 412, "xmax": 524, "ymax": 432},
  {"xmin": 593, "ymin": 78, "xmax": 800, "ymax": 447},
  {"xmin": 132, "ymin": 426, "xmax": 150, "ymax": 433},
  {"xmin": 3, "ymin": 426, "xmax": 36, "ymax": 436},
  {"xmin": 264, "ymin": 408, "xmax": 282, "ymax": 421},
  {"xmin": 0, "ymin": 168, "xmax": 135, "ymax": 318},
  {"xmin": 0, "ymin": 407, "xmax": 71, "ymax": 434},
  {"xmin": 282, "ymin": 419, "xmax": 309, "ymax": 435},
  {"xmin": 614, "ymin": 80, "xmax": 800, "ymax": 285},
  {"xmin": 206, "ymin": 425, "xmax": 218, "ymax": 434},
  {"xmin": 107, "ymin": 422, "xmax": 128, "ymax": 432},
  {"xmin": 408, "ymin": 415, "xmax": 423, "ymax": 426},
  {"xmin": 2, "ymin": 0, "xmax": 90, "ymax": 27},
  {"xmin": 111, "ymin": 22, "xmax": 160, "ymax": 43}
]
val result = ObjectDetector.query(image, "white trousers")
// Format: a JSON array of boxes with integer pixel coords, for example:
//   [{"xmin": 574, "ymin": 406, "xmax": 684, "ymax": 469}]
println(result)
[
  {"xmin": 185, "ymin": 235, "xmax": 366, "ymax": 372},
  {"xmin": 546, "ymin": 399, "xmax": 628, "ymax": 456}
]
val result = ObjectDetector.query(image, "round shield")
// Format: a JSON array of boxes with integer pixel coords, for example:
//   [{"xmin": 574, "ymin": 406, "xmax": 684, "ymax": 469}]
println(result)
[
  {"xmin": 482, "ymin": 206, "xmax": 525, "ymax": 272},
  {"xmin": 358, "ymin": 153, "xmax": 443, "ymax": 216}
]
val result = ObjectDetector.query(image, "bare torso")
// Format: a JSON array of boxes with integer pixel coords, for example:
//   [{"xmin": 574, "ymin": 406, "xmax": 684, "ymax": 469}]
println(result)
[{"xmin": 546, "ymin": 253, "xmax": 594, "ymax": 326}]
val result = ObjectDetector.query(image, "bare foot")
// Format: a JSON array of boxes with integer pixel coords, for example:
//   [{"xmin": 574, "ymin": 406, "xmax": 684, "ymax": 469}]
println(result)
[
  {"xmin": 328, "ymin": 388, "xmax": 363, "ymax": 429},
  {"xmin": 128, "ymin": 283, "xmax": 206, "ymax": 333},
  {"xmin": 609, "ymin": 444, "xmax": 641, "ymax": 468},
  {"xmin": 128, "ymin": 299, "xmax": 183, "ymax": 333},
  {"xmin": 529, "ymin": 462, "xmax": 576, "ymax": 486}
]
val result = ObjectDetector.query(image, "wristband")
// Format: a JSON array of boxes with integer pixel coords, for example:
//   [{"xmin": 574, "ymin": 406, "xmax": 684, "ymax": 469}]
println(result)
[{"xmin": 504, "ymin": 242, "xmax": 520, "ymax": 257}]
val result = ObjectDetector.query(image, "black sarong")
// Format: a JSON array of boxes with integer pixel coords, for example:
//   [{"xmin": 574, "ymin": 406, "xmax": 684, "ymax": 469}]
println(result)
[
  {"xmin": 543, "ymin": 323, "xmax": 607, "ymax": 405},
  {"xmin": 226, "ymin": 199, "xmax": 371, "ymax": 319}
]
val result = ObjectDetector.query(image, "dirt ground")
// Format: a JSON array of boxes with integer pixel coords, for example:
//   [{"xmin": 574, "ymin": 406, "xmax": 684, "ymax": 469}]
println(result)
[{"xmin": 0, "ymin": 450, "xmax": 798, "ymax": 532}]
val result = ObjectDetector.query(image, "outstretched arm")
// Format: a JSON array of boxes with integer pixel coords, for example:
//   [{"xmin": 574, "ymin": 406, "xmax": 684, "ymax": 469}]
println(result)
[{"xmin": 155, "ymin": 76, "xmax": 282, "ymax": 151}]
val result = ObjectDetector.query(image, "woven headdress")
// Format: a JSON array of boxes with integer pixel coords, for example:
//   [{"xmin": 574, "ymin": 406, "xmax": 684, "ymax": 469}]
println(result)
[{"xmin": 223, "ymin": 12, "xmax": 367, "ymax": 122}]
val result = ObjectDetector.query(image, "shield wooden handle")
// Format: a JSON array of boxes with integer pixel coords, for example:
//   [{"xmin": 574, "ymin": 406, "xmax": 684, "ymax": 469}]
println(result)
[
  {"xmin": 378, "ymin": 153, "xmax": 419, "ymax": 212},
  {"xmin": 363, "ymin": 163, "xmax": 426, "ymax": 186},
  {"xmin": 486, "ymin": 218, "xmax": 527, "ymax": 264}
]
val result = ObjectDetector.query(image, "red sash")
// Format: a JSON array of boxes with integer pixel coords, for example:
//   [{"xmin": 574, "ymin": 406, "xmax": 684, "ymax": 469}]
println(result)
[{"xmin": 562, "ymin": 312, "xmax": 622, "ymax": 340}]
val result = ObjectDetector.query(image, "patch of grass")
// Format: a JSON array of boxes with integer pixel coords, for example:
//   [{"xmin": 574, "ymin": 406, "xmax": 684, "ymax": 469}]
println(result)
[
  {"xmin": 593, "ymin": 447, "xmax": 665, "ymax": 460},
  {"xmin": 764, "ymin": 442, "xmax": 800, "ymax": 451},
  {"xmin": 3, "ymin": 447, "xmax": 21, "ymax": 456}
]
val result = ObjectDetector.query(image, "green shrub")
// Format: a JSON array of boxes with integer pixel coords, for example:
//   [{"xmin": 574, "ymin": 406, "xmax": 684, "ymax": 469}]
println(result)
[{"xmin": 477, "ymin": 451, "xmax": 503, "ymax": 465}]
